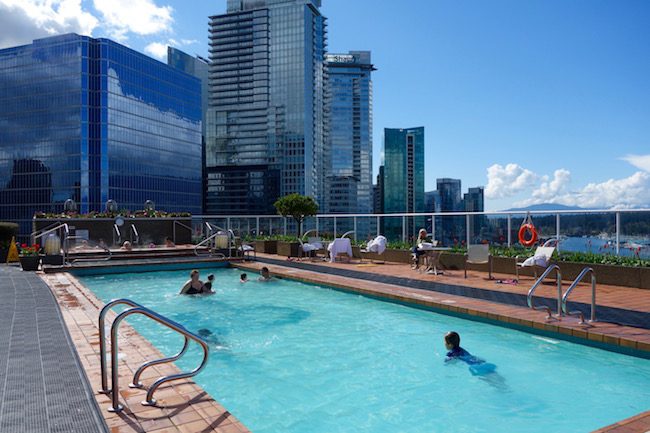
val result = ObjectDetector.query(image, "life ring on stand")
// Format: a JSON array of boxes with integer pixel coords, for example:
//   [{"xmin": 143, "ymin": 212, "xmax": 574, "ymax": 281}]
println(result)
[{"xmin": 518, "ymin": 223, "xmax": 538, "ymax": 247}]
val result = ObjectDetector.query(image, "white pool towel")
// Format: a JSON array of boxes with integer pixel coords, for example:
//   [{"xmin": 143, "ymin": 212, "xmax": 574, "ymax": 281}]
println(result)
[
  {"xmin": 367, "ymin": 236, "xmax": 387, "ymax": 254},
  {"xmin": 522, "ymin": 254, "xmax": 549, "ymax": 267},
  {"xmin": 418, "ymin": 242, "xmax": 435, "ymax": 251}
]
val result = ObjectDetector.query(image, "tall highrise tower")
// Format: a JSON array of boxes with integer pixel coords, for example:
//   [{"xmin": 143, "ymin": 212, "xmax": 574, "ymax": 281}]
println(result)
[
  {"xmin": 206, "ymin": 0, "xmax": 327, "ymax": 214},
  {"xmin": 324, "ymin": 51, "xmax": 375, "ymax": 215},
  {"xmin": 382, "ymin": 127, "xmax": 425, "ymax": 239},
  {"xmin": 437, "ymin": 178, "xmax": 463, "ymax": 244}
]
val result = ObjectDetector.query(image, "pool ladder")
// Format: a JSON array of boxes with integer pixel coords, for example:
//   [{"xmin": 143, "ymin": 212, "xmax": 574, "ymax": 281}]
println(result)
[
  {"xmin": 98, "ymin": 299, "xmax": 209, "ymax": 413},
  {"xmin": 527, "ymin": 265, "xmax": 597, "ymax": 323}
]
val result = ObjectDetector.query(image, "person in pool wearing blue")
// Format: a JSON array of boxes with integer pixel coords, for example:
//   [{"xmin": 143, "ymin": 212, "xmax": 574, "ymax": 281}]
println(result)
[{"xmin": 444, "ymin": 331, "xmax": 503, "ymax": 383}]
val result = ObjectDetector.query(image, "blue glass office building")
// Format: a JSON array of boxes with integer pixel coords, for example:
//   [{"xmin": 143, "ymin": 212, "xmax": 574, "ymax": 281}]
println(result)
[
  {"xmin": 0, "ymin": 34, "xmax": 202, "ymax": 236},
  {"xmin": 206, "ymin": 0, "xmax": 327, "ymax": 214},
  {"xmin": 382, "ymin": 127, "xmax": 425, "ymax": 239},
  {"xmin": 325, "ymin": 51, "xmax": 374, "ymax": 215}
]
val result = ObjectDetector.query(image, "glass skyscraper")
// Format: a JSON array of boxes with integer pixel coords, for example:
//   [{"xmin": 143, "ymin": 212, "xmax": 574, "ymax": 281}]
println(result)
[
  {"xmin": 325, "ymin": 51, "xmax": 374, "ymax": 215},
  {"xmin": 0, "ymin": 34, "xmax": 203, "ymax": 237},
  {"xmin": 206, "ymin": 0, "xmax": 327, "ymax": 214},
  {"xmin": 382, "ymin": 127, "xmax": 425, "ymax": 239},
  {"xmin": 437, "ymin": 178, "xmax": 464, "ymax": 244}
]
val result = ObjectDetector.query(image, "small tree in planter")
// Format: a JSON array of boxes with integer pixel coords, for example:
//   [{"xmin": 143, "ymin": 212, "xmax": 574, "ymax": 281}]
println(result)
[{"xmin": 274, "ymin": 194, "xmax": 318, "ymax": 257}]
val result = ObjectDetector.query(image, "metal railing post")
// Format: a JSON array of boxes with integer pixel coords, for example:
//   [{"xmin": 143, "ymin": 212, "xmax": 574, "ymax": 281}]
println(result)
[
  {"xmin": 353, "ymin": 217, "xmax": 357, "ymax": 241},
  {"xmin": 376, "ymin": 216, "xmax": 380, "ymax": 237},
  {"xmin": 402, "ymin": 216, "xmax": 406, "ymax": 242},
  {"xmin": 256, "ymin": 217, "xmax": 260, "ymax": 237},
  {"xmin": 466, "ymin": 214, "xmax": 471, "ymax": 246},
  {"xmin": 431, "ymin": 214, "xmax": 435, "ymax": 241},
  {"xmin": 616, "ymin": 212, "xmax": 621, "ymax": 256},
  {"xmin": 316, "ymin": 217, "xmax": 319, "ymax": 236},
  {"xmin": 226, "ymin": 217, "xmax": 231, "ymax": 233},
  {"xmin": 269, "ymin": 218, "xmax": 273, "ymax": 235},
  {"xmin": 283, "ymin": 218, "xmax": 287, "ymax": 236},
  {"xmin": 334, "ymin": 217, "xmax": 337, "ymax": 238},
  {"xmin": 507, "ymin": 214, "xmax": 512, "ymax": 247},
  {"xmin": 556, "ymin": 214, "xmax": 561, "ymax": 252}
]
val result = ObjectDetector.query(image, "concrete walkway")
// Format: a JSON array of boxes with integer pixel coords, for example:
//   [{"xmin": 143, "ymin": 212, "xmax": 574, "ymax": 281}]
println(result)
[{"xmin": 0, "ymin": 264, "xmax": 108, "ymax": 433}]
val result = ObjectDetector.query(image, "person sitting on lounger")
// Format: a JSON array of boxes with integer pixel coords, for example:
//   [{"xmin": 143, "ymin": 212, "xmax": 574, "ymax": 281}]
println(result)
[{"xmin": 180, "ymin": 269, "xmax": 204, "ymax": 295}]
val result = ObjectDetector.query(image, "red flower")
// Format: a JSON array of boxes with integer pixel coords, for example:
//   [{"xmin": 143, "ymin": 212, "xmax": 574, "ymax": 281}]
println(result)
[
  {"xmin": 21, "ymin": 243, "xmax": 27, "ymax": 248},
  {"xmin": 34, "ymin": 244, "xmax": 40, "ymax": 249}
]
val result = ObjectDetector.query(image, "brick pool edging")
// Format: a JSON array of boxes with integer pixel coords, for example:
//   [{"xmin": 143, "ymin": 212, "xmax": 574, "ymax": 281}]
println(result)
[{"xmin": 40, "ymin": 271, "xmax": 251, "ymax": 433}]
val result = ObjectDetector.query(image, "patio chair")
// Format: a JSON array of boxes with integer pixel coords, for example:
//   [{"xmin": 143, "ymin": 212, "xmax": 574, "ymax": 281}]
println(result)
[
  {"xmin": 360, "ymin": 235, "xmax": 387, "ymax": 263},
  {"xmin": 464, "ymin": 244, "xmax": 493, "ymax": 279},
  {"xmin": 299, "ymin": 230, "xmax": 325, "ymax": 261},
  {"xmin": 515, "ymin": 241, "xmax": 556, "ymax": 280}
]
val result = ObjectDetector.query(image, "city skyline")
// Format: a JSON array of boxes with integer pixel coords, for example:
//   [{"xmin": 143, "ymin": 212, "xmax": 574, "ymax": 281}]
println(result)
[{"xmin": 1, "ymin": 0, "xmax": 649, "ymax": 211}]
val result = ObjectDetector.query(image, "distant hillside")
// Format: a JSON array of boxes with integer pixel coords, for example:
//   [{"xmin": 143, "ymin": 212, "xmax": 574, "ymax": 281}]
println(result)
[{"xmin": 501, "ymin": 203, "xmax": 586, "ymax": 212}]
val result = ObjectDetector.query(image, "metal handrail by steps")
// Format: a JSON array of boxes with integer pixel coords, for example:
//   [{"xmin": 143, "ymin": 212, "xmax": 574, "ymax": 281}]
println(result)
[
  {"xmin": 98, "ymin": 299, "xmax": 209, "ymax": 413},
  {"xmin": 527, "ymin": 264, "xmax": 563, "ymax": 319},
  {"xmin": 562, "ymin": 267, "xmax": 597, "ymax": 324},
  {"xmin": 130, "ymin": 224, "xmax": 140, "ymax": 245}
]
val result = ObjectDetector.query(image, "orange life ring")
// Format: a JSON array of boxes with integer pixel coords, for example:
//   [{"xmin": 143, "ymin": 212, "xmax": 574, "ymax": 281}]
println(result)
[{"xmin": 518, "ymin": 223, "xmax": 538, "ymax": 247}]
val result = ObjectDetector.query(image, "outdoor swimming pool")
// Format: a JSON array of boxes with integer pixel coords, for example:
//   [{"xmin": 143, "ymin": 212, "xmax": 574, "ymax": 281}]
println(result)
[{"xmin": 79, "ymin": 267, "xmax": 650, "ymax": 433}]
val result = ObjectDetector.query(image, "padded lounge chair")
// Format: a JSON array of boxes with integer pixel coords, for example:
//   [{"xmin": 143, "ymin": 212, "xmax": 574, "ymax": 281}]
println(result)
[
  {"xmin": 464, "ymin": 244, "xmax": 493, "ymax": 279},
  {"xmin": 515, "ymin": 242, "xmax": 556, "ymax": 280},
  {"xmin": 360, "ymin": 235, "xmax": 387, "ymax": 263},
  {"xmin": 299, "ymin": 230, "xmax": 325, "ymax": 261}
]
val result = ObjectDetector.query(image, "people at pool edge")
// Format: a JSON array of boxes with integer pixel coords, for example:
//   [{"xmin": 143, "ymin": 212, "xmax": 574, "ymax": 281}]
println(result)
[
  {"xmin": 258, "ymin": 267, "xmax": 272, "ymax": 282},
  {"xmin": 240, "ymin": 273, "xmax": 248, "ymax": 283},
  {"xmin": 165, "ymin": 236, "xmax": 175, "ymax": 248},
  {"xmin": 179, "ymin": 270, "xmax": 214, "ymax": 295},
  {"xmin": 121, "ymin": 240, "xmax": 132, "ymax": 251},
  {"xmin": 411, "ymin": 228, "xmax": 431, "ymax": 269}
]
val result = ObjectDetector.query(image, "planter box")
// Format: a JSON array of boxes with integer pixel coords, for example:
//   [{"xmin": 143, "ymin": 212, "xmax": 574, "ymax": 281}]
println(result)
[
  {"xmin": 19, "ymin": 255, "xmax": 40, "ymax": 271},
  {"xmin": 255, "ymin": 240, "xmax": 278, "ymax": 254},
  {"xmin": 277, "ymin": 241, "xmax": 300, "ymax": 258}
]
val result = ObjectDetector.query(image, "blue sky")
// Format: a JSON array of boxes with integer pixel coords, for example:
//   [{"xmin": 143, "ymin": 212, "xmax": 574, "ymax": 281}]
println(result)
[{"xmin": 1, "ymin": 0, "xmax": 649, "ymax": 210}]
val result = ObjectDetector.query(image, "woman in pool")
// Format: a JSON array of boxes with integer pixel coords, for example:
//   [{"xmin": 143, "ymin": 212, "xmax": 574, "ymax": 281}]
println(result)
[{"xmin": 179, "ymin": 269, "xmax": 204, "ymax": 295}]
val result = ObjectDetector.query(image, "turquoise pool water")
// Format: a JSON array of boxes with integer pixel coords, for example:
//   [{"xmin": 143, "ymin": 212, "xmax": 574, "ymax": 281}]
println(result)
[{"xmin": 80, "ymin": 267, "xmax": 650, "ymax": 433}]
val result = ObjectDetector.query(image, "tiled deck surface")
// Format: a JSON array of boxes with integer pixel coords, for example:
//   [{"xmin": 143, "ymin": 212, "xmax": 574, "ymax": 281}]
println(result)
[
  {"xmin": 254, "ymin": 253, "xmax": 650, "ymax": 329},
  {"xmin": 40, "ymin": 270, "xmax": 250, "ymax": 433},
  {"xmin": 0, "ymin": 264, "xmax": 108, "ymax": 433}
]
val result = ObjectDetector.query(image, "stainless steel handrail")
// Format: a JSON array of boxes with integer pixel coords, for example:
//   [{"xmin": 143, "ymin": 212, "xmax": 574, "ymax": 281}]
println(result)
[
  {"xmin": 527, "ymin": 264, "xmax": 563, "ymax": 319},
  {"xmin": 98, "ymin": 299, "xmax": 209, "ymax": 412},
  {"xmin": 33, "ymin": 222, "xmax": 69, "ymax": 242},
  {"xmin": 195, "ymin": 225, "xmax": 234, "ymax": 257},
  {"xmin": 98, "ymin": 299, "xmax": 191, "ymax": 393},
  {"xmin": 31, "ymin": 221, "xmax": 64, "ymax": 245},
  {"xmin": 562, "ymin": 267, "xmax": 596, "ymax": 324},
  {"xmin": 63, "ymin": 235, "xmax": 112, "ymax": 264},
  {"xmin": 341, "ymin": 230, "xmax": 355, "ymax": 239},
  {"xmin": 113, "ymin": 224, "xmax": 121, "ymax": 246},
  {"xmin": 130, "ymin": 224, "xmax": 139, "ymax": 245},
  {"xmin": 173, "ymin": 220, "xmax": 193, "ymax": 244}
]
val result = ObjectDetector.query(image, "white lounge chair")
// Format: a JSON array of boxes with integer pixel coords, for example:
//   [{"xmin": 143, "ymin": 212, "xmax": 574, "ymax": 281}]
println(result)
[
  {"xmin": 360, "ymin": 235, "xmax": 387, "ymax": 263},
  {"xmin": 515, "ymin": 242, "xmax": 556, "ymax": 280},
  {"xmin": 464, "ymin": 244, "xmax": 493, "ymax": 279},
  {"xmin": 299, "ymin": 230, "xmax": 325, "ymax": 261}
]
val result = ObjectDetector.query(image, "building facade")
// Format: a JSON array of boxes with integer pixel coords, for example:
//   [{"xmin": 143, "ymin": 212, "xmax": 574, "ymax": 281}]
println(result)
[
  {"xmin": 324, "ymin": 51, "xmax": 374, "ymax": 215},
  {"xmin": 206, "ymin": 0, "xmax": 327, "ymax": 214},
  {"xmin": 382, "ymin": 127, "xmax": 425, "ymax": 239},
  {"xmin": 464, "ymin": 186, "xmax": 485, "ymax": 241},
  {"xmin": 0, "ymin": 34, "xmax": 203, "ymax": 237},
  {"xmin": 437, "ymin": 178, "xmax": 463, "ymax": 244}
]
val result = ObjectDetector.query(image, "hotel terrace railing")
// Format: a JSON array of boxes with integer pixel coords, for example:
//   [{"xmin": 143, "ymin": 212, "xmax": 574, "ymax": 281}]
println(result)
[{"xmin": 191, "ymin": 209, "xmax": 650, "ymax": 259}]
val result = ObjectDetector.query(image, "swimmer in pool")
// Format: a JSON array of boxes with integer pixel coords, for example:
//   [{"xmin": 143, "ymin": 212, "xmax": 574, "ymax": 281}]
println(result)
[
  {"xmin": 444, "ymin": 331, "xmax": 507, "ymax": 390},
  {"xmin": 240, "ymin": 273, "xmax": 248, "ymax": 283},
  {"xmin": 258, "ymin": 267, "xmax": 272, "ymax": 282},
  {"xmin": 201, "ymin": 274, "xmax": 215, "ymax": 294},
  {"xmin": 179, "ymin": 269, "xmax": 203, "ymax": 295}
]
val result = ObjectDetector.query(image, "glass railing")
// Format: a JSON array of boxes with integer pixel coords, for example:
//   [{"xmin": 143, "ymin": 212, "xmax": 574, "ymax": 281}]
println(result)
[{"xmin": 191, "ymin": 209, "xmax": 650, "ymax": 259}]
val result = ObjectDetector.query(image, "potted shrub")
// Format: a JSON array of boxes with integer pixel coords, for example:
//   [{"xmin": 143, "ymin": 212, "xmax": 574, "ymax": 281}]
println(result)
[
  {"xmin": 18, "ymin": 243, "xmax": 41, "ymax": 271},
  {"xmin": 0, "ymin": 222, "xmax": 18, "ymax": 263},
  {"xmin": 255, "ymin": 236, "xmax": 279, "ymax": 254},
  {"xmin": 274, "ymin": 194, "xmax": 318, "ymax": 258}
]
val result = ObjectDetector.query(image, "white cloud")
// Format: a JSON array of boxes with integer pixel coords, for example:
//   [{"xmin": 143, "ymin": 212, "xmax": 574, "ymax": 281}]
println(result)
[
  {"xmin": 620, "ymin": 154, "xmax": 650, "ymax": 173},
  {"xmin": 144, "ymin": 41, "xmax": 168, "ymax": 60},
  {"xmin": 144, "ymin": 38, "xmax": 197, "ymax": 60},
  {"xmin": 485, "ymin": 163, "xmax": 538, "ymax": 199},
  {"xmin": 531, "ymin": 168, "xmax": 571, "ymax": 201},
  {"xmin": 0, "ymin": 0, "xmax": 98, "ymax": 48},
  {"xmin": 93, "ymin": 0, "xmax": 173, "ymax": 41}
]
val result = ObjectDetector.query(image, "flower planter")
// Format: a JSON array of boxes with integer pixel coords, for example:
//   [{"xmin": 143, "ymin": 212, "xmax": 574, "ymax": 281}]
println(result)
[
  {"xmin": 19, "ymin": 255, "xmax": 40, "ymax": 271},
  {"xmin": 277, "ymin": 241, "xmax": 300, "ymax": 258},
  {"xmin": 255, "ymin": 240, "xmax": 278, "ymax": 254}
]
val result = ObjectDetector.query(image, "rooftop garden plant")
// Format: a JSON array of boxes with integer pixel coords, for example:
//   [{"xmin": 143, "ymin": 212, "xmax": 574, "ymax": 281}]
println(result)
[
  {"xmin": 274, "ymin": 194, "xmax": 318, "ymax": 239},
  {"xmin": 18, "ymin": 243, "xmax": 41, "ymax": 256}
]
